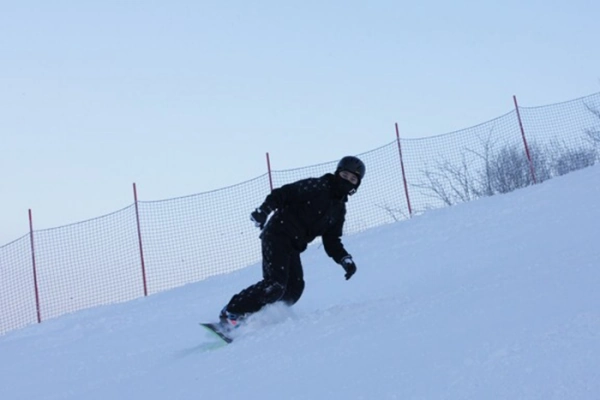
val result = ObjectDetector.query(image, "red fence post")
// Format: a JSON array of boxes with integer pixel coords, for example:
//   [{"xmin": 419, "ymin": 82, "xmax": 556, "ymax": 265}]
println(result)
[
  {"xmin": 395, "ymin": 123, "xmax": 413, "ymax": 217},
  {"xmin": 513, "ymin": 95, "xmax": 537, "ymax": 184},
  {"xmin": 266, "ymin": 152, "xmax": 274, "ymax": 191},
  {"xmin": 28, "ymin": 209, "xmax": 42, "ymax": 324},
  {"xmin": 133, "ymin": 183, "xmax": 149, "ymax": 297}
]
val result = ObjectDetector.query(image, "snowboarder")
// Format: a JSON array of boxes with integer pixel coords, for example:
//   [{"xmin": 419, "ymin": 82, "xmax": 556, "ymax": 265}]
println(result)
[{"xmin": 218, "ymin": 155, "xmax": 366, "ymax": 329}]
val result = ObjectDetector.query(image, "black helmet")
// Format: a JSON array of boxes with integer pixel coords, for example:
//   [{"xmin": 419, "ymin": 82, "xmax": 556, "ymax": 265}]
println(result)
[{"xmin": 336, "ymin": 156, "xmax": 366, "ymax": 181}]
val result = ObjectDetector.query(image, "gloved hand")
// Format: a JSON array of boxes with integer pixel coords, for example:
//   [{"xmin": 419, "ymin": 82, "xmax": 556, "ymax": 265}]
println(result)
[
  {"xmin": 250, "ymin": 207, "xmax": 268, "ymax": 229},
  {"xmin": 340, "ymin": 256, "xmax": 357, "ymax": 280}
]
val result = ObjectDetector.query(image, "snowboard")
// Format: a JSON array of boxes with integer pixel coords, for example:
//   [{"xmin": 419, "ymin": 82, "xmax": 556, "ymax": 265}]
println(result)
[{"xmin": 200, "ymin": 322, "xmax": 233, "ymax": 344}]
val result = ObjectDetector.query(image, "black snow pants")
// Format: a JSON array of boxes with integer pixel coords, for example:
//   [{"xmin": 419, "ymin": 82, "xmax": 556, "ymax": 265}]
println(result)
[{"xmin": 226, "ymin": 233, "xmax": 305, "ymax": 315}]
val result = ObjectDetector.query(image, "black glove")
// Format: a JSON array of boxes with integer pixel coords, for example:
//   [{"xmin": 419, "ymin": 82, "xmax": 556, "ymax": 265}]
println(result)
[
  {"xmin": 250, "ymin": 207, "xmax": 268, "ymax": 229},
  {"xmin": 340, "ymin": 256, "xmax": 357, "ymax": 280}
]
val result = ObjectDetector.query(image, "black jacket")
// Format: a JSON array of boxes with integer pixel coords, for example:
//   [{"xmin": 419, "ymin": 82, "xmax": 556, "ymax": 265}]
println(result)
[{"xmin": 260, "ymin": 173, "xmax": 350, "ymax": 263}]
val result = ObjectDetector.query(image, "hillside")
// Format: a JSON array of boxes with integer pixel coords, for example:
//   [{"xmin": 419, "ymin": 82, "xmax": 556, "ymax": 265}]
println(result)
[{"xmin": 1, "ymin": 166, "xmax": 599, "ymax": 400}]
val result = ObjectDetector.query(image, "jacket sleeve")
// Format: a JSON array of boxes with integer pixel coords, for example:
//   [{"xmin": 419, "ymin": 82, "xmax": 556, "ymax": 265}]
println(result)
[
  {"xmin": 259, "ymin": 178, "xmax": 319, "ymax": 213},
  {"xmin": 322, "ymin": 212, "xmax": 350, "ymax": 263}
]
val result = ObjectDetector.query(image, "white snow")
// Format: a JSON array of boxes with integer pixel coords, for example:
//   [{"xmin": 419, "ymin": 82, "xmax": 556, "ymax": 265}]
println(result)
[{"xmin": 1, "ymin": 165, "xmax": 599, "ymax": 400}]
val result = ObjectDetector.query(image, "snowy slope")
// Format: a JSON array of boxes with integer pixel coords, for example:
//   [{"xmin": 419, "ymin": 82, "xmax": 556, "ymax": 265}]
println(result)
[{"xmin": 1, "ymin": 166, "xmax": 599, "ymax": 400}]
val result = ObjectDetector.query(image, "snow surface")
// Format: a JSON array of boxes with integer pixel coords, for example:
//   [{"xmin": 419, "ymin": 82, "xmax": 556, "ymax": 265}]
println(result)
[{"xmin": 1, "ymin": 165, "xmax": 599, "ymax": 400}]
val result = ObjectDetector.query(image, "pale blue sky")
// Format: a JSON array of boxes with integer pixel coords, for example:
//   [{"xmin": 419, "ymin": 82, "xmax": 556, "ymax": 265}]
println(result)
[{"xmin": 1, "ymin": 0, "xmax": 599, "ymax": 244}]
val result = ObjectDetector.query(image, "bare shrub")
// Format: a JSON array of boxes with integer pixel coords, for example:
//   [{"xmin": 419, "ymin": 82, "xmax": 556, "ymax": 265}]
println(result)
[
  {"xmin": 375, "ymin": 203, "xmax": 409, "ymax": 222},
  {"xmin": 486, "ymin": 145, "xmax": 534, "ymax": 194},
  {"xmin": 413, "ymin": 104, "xmax": 600, "ymax": 211},
  {"xmin": 413, "ymin": 156, "xmax": 480, "ymax": 206},
  {"xmin": 553, "ymin": 148, "xmax": 598, "ymax": 176},
  {"xmin": 586, "ymin": 128, "xmax": 600, "ymax": 145},
  {"xmin": 415, "ymin": 141, "xmax": 549, "ymax": 206},
  {"xmin": 584, "ymin": 104, "xmax": 600, "ymax": 152},
  {"xmin": 529, "ymin": 142, "xmax": 553, "ymax": 183}
]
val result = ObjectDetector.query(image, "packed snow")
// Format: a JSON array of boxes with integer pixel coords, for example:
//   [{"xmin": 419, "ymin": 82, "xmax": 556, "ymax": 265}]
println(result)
[{"xmin": 1, "ymin": 166, "xmax": 599, "ymax": 400}]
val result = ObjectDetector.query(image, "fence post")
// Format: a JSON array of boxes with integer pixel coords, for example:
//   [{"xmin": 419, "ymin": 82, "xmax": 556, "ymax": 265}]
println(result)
[
  {"xmin": 28, "ymin": 209, "xmax": 42, "ymax": 324},
  {"xmin": 395, "ymin": 123, "xmax": 413, "ymax": 217},
  {"xmin": 133, "ymin": 183, "xmax": 149, "ymax": 296},
  {"xmin": 266, "ymin": 152, "xmax": 274, "ymax": 191},
  {"xmin": 513, "ymin": 95, "xmax": 537, "ymax": 184}
]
